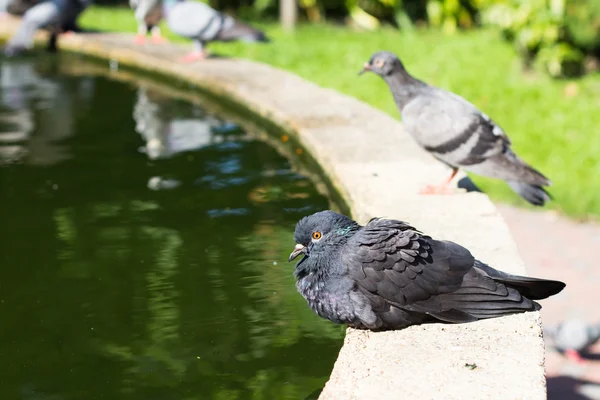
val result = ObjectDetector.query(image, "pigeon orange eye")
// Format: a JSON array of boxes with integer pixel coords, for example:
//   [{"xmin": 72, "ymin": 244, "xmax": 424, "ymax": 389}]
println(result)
[
  {"xmin": 312, "ymin": 231, "xmax": 322, "ymax": 240},
  {"xmin": 374, "ymin": 59, "xmax": 384, "ymax": 68}
]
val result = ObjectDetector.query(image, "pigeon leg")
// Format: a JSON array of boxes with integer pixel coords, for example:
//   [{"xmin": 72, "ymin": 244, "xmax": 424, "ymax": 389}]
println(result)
[
  {"xmin": 134, "ymin": 24, "xmax": 147, "ymax": 45},
  {"xmin": 564, "ymin": 349, "xmax": 585, "ymax": 364},
  {"xmin": 419, "ymin": 168, "xmax": 459, "ymax": 195},
  {"xmin": 150, "ymin": 26, "xmax": 167, "ymax": 44},
  {"xmin": 180, "ymin": 41, "xmax": 207, "ymax": 63}
]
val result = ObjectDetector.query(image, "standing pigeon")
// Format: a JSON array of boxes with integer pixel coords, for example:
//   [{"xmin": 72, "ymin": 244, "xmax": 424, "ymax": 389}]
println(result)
[
  {"xmin": 162, "ymin": 0, "xmax": 269, "ymax": 63},
  {"xmin": 360, "ymin": 51, "xmax": 552, "ymax": 206},
  {"xmin": 545, "ymin": 319, "xmax": 600, "ymax": 364},
  {"xmin": 288, "ymin": 210, "xmax": 565, "ymax": 330},
  {"xmin": 129, "ymin": 0, "xmax": 165, "ymax": 45},
  {"xmin": 3, "ymin": 0, "xmax": 92, "ymax": 57}
]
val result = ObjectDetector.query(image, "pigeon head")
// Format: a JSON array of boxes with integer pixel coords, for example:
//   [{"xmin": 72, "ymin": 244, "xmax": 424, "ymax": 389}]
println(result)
[
  {"xmin": 288, "ymin": 210, "xmax": 360, "ymax": 265},
  {"xmin": 359, "ymin": 51, "xmax": 406, "ymax": 77}
]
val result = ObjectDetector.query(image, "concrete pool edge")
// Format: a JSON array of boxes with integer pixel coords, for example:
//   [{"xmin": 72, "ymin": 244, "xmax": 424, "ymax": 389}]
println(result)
[{"xmin": 1, "ymin": 20, "xmax": 548, "ymax": 400}]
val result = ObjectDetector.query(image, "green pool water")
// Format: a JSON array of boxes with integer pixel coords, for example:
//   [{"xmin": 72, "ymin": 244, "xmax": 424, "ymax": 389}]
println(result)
[{"xmin": 0, "ymin": 54, "xmax": 344, "ymax": 400}]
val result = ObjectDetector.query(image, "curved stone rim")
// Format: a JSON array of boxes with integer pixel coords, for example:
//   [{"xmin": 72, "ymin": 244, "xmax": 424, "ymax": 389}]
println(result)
[{"xmin": 1, "ymin": 19, "xmax": 549, "ymax": 400}]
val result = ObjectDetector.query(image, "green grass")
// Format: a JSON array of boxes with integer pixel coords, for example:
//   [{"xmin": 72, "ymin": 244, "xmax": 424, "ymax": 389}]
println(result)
[{"xmin": 80, "ymin": 6, "xmax": 600, "ymax": 219}]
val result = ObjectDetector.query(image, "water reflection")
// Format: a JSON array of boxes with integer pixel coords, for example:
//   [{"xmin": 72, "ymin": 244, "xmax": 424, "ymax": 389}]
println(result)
[
  {"xmin": 0, "ymin": 54, "xmax": 343, "ymax": 399},
  {"xmin": 133, "ymin": 86, "xmax": 242, "ymax": 160},
  {"xmin": 0, "ymin": 57, "xmax": 96, "ymax": 166}
]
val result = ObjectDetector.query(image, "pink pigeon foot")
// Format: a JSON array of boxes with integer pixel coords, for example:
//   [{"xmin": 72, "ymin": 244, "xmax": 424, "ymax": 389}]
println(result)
[
  {"xmin": 62, "ymin": 30, "xmax": 75, "ymax": 37},
  {"xmin": 419, "ymin": 183, "xmax": 456, "ymax": 195},
  {"xmin": 134, "ymin": 35, "xmax": 146, "ymax": 45},
  {"xmin": 151, "ymin": 35, "xmax": 167, "ymax": 44},
  {"xmin": 564, "ymin": 349, "xmax": 585, "ymax": 364},
  {"xmin": 418, "ymin": 168, "xmax": 459, "ymax": 195},
  {"xmin": 180, "ymin": 51, "xmax": 207, "ymax": 63}
]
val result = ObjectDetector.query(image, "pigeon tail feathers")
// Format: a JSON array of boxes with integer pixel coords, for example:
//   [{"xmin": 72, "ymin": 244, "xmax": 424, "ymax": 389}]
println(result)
[
  {"xmin": 474, "ymin": 260, "xmax": 565, "ymax": 300},
  {"xmin": 467, "ymin": 151, "xmax": 552, "ymax": 206},
  {"xmin": 589, "ymin": 322, "xmax": 600, "ymax": 343},
  {"xmin": 217, "ymin": 20, "xmax": 269, "ymax": 43},
  {"xmin": 507, "ymin": 181, "xmax": 552, "ymax": 206}
]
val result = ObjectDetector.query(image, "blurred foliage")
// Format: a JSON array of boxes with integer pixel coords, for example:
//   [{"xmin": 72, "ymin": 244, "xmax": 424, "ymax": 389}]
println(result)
[
  {"xmin": 215, "ymin": 0, "xmax": 599, "ymax": 77},
  {"xmin": 484, "ymin": 0, "xmax": 600, "ymax": 77},
  {"xmin": 564, "ymin": 0, "xmax": 600, "ymax": 53}
]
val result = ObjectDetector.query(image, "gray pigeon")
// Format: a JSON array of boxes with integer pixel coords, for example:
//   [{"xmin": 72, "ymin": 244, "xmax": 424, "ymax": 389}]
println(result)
[
  {"xmin": 129, "ymin": 0, "xmax": 165, "ymax": 44},
  {"xmin": 288, "ymin": 210, "xmax": 565, "ymax": 330},
  {"xmin": 162, "ymin": 0, "xmax": 269, "ymax": 63},
  {"xmin": 3, "ymin": 0, "xmax": 91, "ymax": 57},
  {"xmin": 360, "ymin": 51, "xmax": 552, "ymax": 206},
  {"xmin": 545, "ymin": 319, "xmax": 600, "ymax": 363},
  {"xmin": 3, "ymin": 0, "xmax": 40, "ymax": 16}
]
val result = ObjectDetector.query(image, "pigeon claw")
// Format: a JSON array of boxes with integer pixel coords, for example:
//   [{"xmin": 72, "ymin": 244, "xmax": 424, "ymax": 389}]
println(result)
[
  {"xmin": 134, "ymin": 35, "xmax": 146, "ymax": 45},
  {"xmin": 564, "ymin": 349, "xmax": 585, "ymax": 364},
  {"xmin": 419, "ymin": 184, "xmax": 456, "ymax": 195},
  {"xmin": 288, "ymin": 244, "xmax": 306, "ymax": 262},
  {"xmin": 180, "ymin": 51, "xmax": 208, "ymax": 63}
]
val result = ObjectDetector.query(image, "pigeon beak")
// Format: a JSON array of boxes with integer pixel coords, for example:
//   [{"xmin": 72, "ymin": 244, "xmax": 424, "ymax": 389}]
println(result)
[
  {"xmin": 358, "ymin": 63, "xmax": 371, "ymax": 76},
  {"xmin": 288, "ymin": 244, "xmax": 306, "ymax": 262}
]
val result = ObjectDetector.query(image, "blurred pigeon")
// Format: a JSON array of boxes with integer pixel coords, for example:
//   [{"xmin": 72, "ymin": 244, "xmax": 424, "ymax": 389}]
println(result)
[
  {"xmin": 162, "ymin": 0, "xmax": 269, "ymax": 63},
  {"xmin": 1, "ymin": 0, "xmax": 9, "ymax": 16},
  {"xmin": 133, "ymin": 86, "xmax": 224, "ymax": 159},
  {"xmin": 3, "ymin": 0, "xmax": 92, "ymax": 57},
  {"xmin": 545, "ymin": 319, "xmax": 600, "ymax": 363},
  {"xmin": 5, "ymin": 0, "xmax": 41, "ymax": 16},
  {"xmin": 129, "ymin": 0, "xmax": 165, "ymax": 44},
  {"xmin": 288, "ymin": 210, "xmax": 565, "ymax": 330},
  {"xmin": 360, "ymin": 51, "xmax": 552, "ymax": 206}
]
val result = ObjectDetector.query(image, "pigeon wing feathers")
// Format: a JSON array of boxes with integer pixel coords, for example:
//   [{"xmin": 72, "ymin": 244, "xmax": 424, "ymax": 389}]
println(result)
[
  {"xmin": 344, "ymin": 218, "xmax": 474, "ymax": 307},
  {"xmin": 401, "ymin": 91, "xmax": 509, "ymax": 169},
  {"xmin": 344, "ymin": 218, "xmax": 543, "ymax": 324},
  {"xmin": 216, "ymin": 19, "xmax": 269, "ymax": 42},
  {"xmin": 166, "ymin": 1, "xmax": 222, "ymax": 39}
]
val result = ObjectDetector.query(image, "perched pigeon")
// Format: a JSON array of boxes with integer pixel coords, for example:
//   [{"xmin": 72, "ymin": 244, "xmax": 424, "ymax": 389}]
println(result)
[
  {"xmin": 360, "ymin": 51, "xmax": 552, "ymax": 206},
  {"xmin": 3, "ymin": 0, "xmax": 91, "ymax": 57},
  {"xmin": 545, "ymin": 319, "xmax": 600, "ymax": 363},
  {"xmin": 288, "ymin": 210, "xmax": 565, "ymax": 330},
  {"xmin": 162, "ymin": 0, "xmax": 269, "ymax": 63},
  {"xmin": 129, "ymin": 0, "xmax": 165, "ymax": 45}
]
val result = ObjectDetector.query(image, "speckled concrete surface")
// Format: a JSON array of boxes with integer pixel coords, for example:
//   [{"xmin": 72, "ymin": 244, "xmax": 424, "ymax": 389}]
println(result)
[{"xmin": 1, "ymin": 19, "xmax": 553, "ymax": 399}]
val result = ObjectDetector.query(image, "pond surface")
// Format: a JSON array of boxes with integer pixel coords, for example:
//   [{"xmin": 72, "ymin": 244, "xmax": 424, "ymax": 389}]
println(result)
[{"xmin": 0, "ymin": 54, "xmax": 344, "ymax": 400}]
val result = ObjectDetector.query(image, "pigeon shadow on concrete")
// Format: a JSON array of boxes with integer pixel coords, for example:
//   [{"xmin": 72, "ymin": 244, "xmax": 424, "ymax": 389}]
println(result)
[
  {"xmin": 547, "ymin": 376, "xmax": 600, "ymax": 400},
  {"xmin": 581, "ymin": 351, "xmax": 600, "ymax": 361},
  {"xmin": 205, "ymin": 53, "xmax": 231, "ymax": 60},
  {"xmin": 456, "ymin": 176, "xmax": 483, "ymax": 193},
  {"xmin": 552, "ymin": 348, "xmax": 600, "ymax": 362},
  {"xmin": 69, "ymin": 28, "xmax": 101, "ymax": 34}
]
